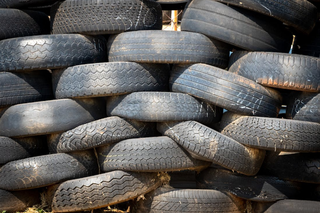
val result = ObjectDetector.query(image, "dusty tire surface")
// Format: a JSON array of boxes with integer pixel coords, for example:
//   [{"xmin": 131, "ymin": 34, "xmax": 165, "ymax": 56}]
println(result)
[
  {"xmin": 0, "ymin": 150, "xmax": 98, "ymax": 191},
  {"xmin": 107, "ymin": 92, "xmax": 216, "ymax": 124},
  {"xmin": 51, "ymin": 170, "xmax": 167, "ymax": 212},
  {"xmin": 220, "ymin": 113, "xmax": 320, "ymax": 152},
  {"xmin": 53, "ymin": 62, "xmax": 169, "ymax": 99},
  {"xmin": 133, "ymin": 187, "xmax": 246, "ymax": 213},
  {"xmin": 170, "ymin": 64, "xmax": 282, "ymax": 117},
  {"xmin": 0, "ymin": 34, "xmax": 107, "ymax": 72},
  {"xmin": 0, "ymin": 189, "xmax": 40, "ymax": 212},
  {"xmin": 229, "ymin": 51, "xmax": 320, "ymax": 92},
  {"xmin": 158, "ymin": 121, "xmax": 265, "ymax": 176},
  {"xmin": 51, "ymin": 0, "xmax": 162, "ymax": 35},
  {"xmin": 56, "ymin": 116, "xmax": 156, "ymax": 153},
  {"xmin": 0, "ymin": 98, "xmax": 105, "ymax": 137},
  {"xmin": 0, "ymin": 71, "xmax": 53, "ymax": 107},
  {"xmin": 98, "ymin": 136, "xmax": 210, "ymax": 172},
  {"xmin": 264, "ymin": 199, "xmax": 320, "ymax": 213},
  {"xmin": 181, "ymin": 0, "xmax": 292, "ymax": 52},
  {"xmin": 108, "ymin": 30, "xmax": 230, "ymax": 67}
]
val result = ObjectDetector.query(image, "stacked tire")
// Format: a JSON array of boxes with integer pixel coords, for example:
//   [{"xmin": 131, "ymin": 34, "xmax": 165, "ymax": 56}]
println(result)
[{"xmin": 0, "ymin": 0, "xmax": 320, "ymax": 212}]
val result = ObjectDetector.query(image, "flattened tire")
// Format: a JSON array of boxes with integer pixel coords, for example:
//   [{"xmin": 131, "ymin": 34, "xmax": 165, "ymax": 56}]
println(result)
[
  {"xmin": 0, "ymin": 34, "xmax": 107, "ymax": 72},
  {"xmin": 53, "ymin": 62, "xmax": 169, "ymax": 99},
  {"xmin": 0, "ymin": 98, "xmax": 105, "ymax": 137},
  {"xmin": 51, "ymin": 170, "xmax": 167, "ymax": 212},
  {"xmin": 229, "ymin": 51, "xmax": 320, "ymax": 92},
  {"xmin": 98, "ymin": 136, "xmax": 210, "ymax": 172},
  {"xmin": 0, "ymin": 150, "xmax": 98, "ymax": 191},
  {"xmin": 158, "ymin": 121, "xmax": 265, "ymax": 176},
  {"xmin": 170, "ymin": 64, "xmax": 282, "ymax": 117},
  {"xmin": 108, "ymin": 30, "xmax": 230, "ymax": 67},
  {"xmin": 181, "ymin": 0, "xmax": 292, "ymax": 52},
  {"xmin": 51, "ymin": 0, "xmax": 162, "ymax": 35},
  {"xmin": 107, "ymin": 92, "xmax": 216, "ymax": 124}
]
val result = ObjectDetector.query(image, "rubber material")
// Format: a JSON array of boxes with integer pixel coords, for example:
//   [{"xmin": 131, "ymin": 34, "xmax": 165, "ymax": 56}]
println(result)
[
  {"xmin": 108, "ymin": 30, "xmax": 230, "ymax": 67},
  {"xmin": 0, "ymin": 150, "xmax": 98, "ymax": 191},
  {"xmin": 98, "ymin": 136, "xmax": 211, "ymax": 172},
  {"xmin": 197, "ymin": 167, "xmax": 303, "ymax": 202},
  {"xmin": 181, "ymin": 0, "xmax": 292, "ymax": 52},
  {"xmin": 294, "ymin": 22, "xmax": 320, "ymax": 57},
  {"xmin": 53, "ymin": 62, "xmax": 170, "ymax": 99},
  {"xmin": 56, "ymin": 116, "xmax": 156, "ymax": 153},
  {"xmin": 51, "ymin": 170, "xmax": 167, "ymax": 212},
  {"xmin": 0, "ymin": 0, "xmax": 58, "ymax": 8},
  {"xmin": 0, "ymin": 34, "xmax": 107, "ymax": 72},
  {"xmin": 107, "ymin": 92, "xmax": 216, "ymax": 124},
  {"xmin": 133, "ymin": 187, "xmax": 246, "ymax": 213},
  {"xmin": 158, "ymin": 121, "xmax": 265, "ymax": 176},
  {"xmin": 0, "ymin": 189, "xmax": 40, "ymax": 212},
  {"xmin": 215, "ymin": 0, "xmax": 317, "ymax": 34},
  {"xmin": 229, "ymin": 51, "xmax": 320, "ymax": 92},
  {"xmin": 51, "ymin": 0, "xmax": 162, "ymax": 35},
  {"xmin": 0, "ymin": 9, "xmax": 49, "ymax": 40},
  {"xmin": 220, "ymin": 113, "xmax": 320, "ymax": 152},
  {"xmin": 0, "ymin": 71, "xmax": 53, "ymax": 107},
  {"xmin": 170, "ymin": 64, "xmax": 282, "ymax": 117},
  {"xmin": 0, "ymin": 98, "xmax": 105, "ymax": 137},
  {"xmin": 264, "ymin": 200, "xmax": 320, "ymax": 213}
]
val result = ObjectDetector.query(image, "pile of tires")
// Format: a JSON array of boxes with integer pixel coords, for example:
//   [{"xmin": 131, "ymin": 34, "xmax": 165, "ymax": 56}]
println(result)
[{"xmin": 1, "ymin": 0, "xmax": 320, "ymax": 212}]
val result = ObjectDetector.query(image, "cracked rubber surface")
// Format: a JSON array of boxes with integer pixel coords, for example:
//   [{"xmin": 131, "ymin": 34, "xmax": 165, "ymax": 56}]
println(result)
[
  {"xmin": 0, "ymin": 98, "xmax": 105, "ymax": 137},
  {"xmin": 197, "ymin": 167, "xmax": 303, "ymax": 202},
  {"xmin": 107, "ymin": 92, "xmax": 216, "ymax": 124},
  {"xmin": 158, "ymin": 121, "xmax": 265, "ymax": 176},
  {"xmin": 51, "ymin": 0, "xmax": 162, "ymax": 35},
  {"xmin": 133, "ymin": 187, "xmax": 246, "ymax": 213},
  {"xmin": 0, "ymin": 150, "xmax": 98, "ymax": 191},
  {"xmin": 170, "ymin": 64, "xmax": 282, "ymax": 117},
  {"xmin": 53, "ymin": 62, "xmax": 169, "ymax": 99},
  {"xmin": 229, "ymin": 51, "xmax": 320, "ymax": 92},
  {"xmin": 0, "ymin": 70, "xmax": 53, "ymax": 107},
  {"xmin": 0, "ymin": 136, "xmax": 47, "ymax": 164},
  {"xmin": 108, "ymin": 30, "xmax": 230, "ymax": 67},
  {"xmin": 220, "ymin": 112, "xmax": 320, "ymax": 152},
  {"xmin": 215, "ymin": 0, "xmax": 317, "ymax": 34},
  {"xmin": 98, "ymin": 136, "xmax": 210, "ymax": 172},
  {"xmin": 56, "ymin": 116, "xmax": 156, "ymax": 153},
  {"xmin": 0, "ymin": 189, "xmax": 40, "ymax": 212},
  {"xmin": 286, "ymin": 92, "xmax": 320, "ymax": 123},
  {"xmin": 0, "ymin": 9, "xmax": 49, "ymax": 40},
  {"xmin": 0, "ymin": 34, "xmax": 107, "ymax": 72},
  {"xmin": 181, "ymin": 0, "xmax": 292, "ymax": 52},
  {"xmin": 51, "ymin": 170, "xmax": 166, "ymax": 212}
]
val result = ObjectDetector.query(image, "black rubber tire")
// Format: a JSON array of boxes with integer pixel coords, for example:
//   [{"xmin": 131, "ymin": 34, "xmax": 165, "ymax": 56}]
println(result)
[
  {"xmin": 0, "ymin": 9, "xmax": 49, "ymax": 40},
  {"xmin": 196, "ymin": 167, "xmax": 303, "ymax": 202},
  {"xmin": 107, "ymin": 30, "xmax": 230, "ymax": 67},
  {"xmin": 107, "ymin": 92, "xmax": 216, "ymax": 124},
  {"xmin": 170, "ymin": 64, "xmax": 282, "ymax": 117},
  {"xmin": 56, "ymin": 116, "xmax": 156, "ymax": 153},
  {"xmin": 154, "ymin": 0, "xmax": 189, "ymax": 10},
  {"xmin": 286, "ymin": 92, "xmax": 320, "ymax": 123},
  {"xmin": 261, "ymin": 152, "xmax": 320, "ymax": 184},
  {"xmin": 181, "ymin": 0, "xmax": 292, "ymax": 52},
  {"xmin": 0, "ymin": 34, "xmax": 107, "ymax": 72},
  {"xmin": 53, "ymin": 62, "xmax": 170, "ymax": 99},
  {"xmin": 294, "ymin": 22, "xmax": 320, "ymax": 57},
  {"xmin": 157, "ymin": 121, "xmax": 265, "ymax": 176},
  {"xmin": 51, "ymin": 170, "xmax": 168, "ymax": 212},
  {"xmin": 220, "ymin": 113, "xmax": 320, "ymax": 152},
  {"xmin": 0, "ymin": 0, "xmax": 58, "ymax": 8},
  {"xmin": 215, "ymin": 0, "xmax": 317, "ymax": 34},
  {"xmin": 264, "ymin": 200, "xmax": 320, "ymax": 213},
  {"xmin": 51, "ymin": 0, "xmax": 162, "ymax": 35},
  {"xmin": 0, "ymin": 98, "xmax": 105, "ymax": 137},
  {"xmin": 0, "ymin": 189, "xmax": 40, "ymax": 212},
  {"xmin": 133, "ymin": 187, "xmax": 246, "ymax": 213},
  {"xmin": 0, "ymin": 136, "xmax": 47, "ymax": 164},
  {"xmin": 98, "ymin": 136, "xmax": 211, "ymax": 173},
  {"xmin": 0, "ymin": 71, "xmax": 53, "ymax": 107},
  {"xmin": 229, "ymin": 51, "xmax": 320, "ymax": 92},
  {"xmin": 0, "ymin": 150, "xmax": 98, "ymax": 191}
]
